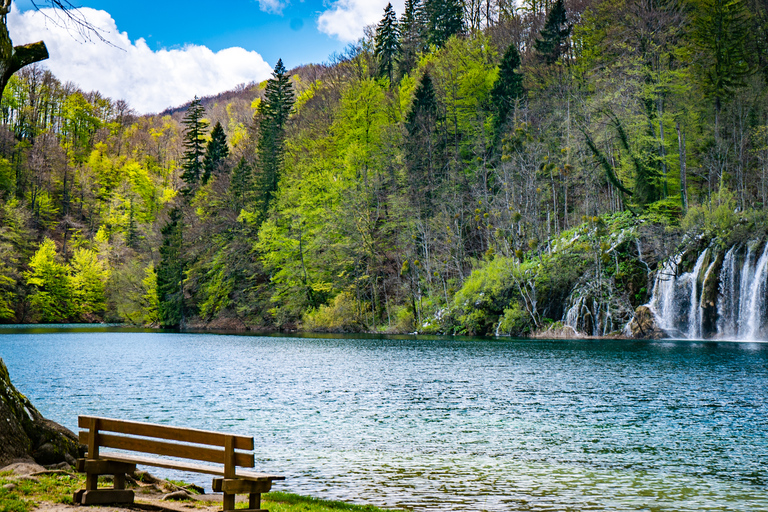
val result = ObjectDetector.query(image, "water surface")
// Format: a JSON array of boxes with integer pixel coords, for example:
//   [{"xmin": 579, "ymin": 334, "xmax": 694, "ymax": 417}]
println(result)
[{"xmin": 2, "ymin": 330, "xmax": 766, "ymax": 511}]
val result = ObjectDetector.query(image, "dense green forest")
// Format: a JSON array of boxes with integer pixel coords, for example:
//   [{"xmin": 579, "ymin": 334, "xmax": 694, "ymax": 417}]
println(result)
[{"xmin": 2, "ymin": 0, "xmax": 768, "ymax": 335}]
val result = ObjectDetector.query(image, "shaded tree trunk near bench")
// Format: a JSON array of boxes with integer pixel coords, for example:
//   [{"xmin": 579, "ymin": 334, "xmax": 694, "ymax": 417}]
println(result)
[{"xmin": 0, "ymin": 358, "xmax": 80, "ymax": 466}]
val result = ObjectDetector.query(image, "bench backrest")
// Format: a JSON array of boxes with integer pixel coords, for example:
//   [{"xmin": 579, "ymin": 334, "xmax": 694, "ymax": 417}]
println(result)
[{"xmin": 78, "ymin": 416, "xmax": 255, "ymax": 477}]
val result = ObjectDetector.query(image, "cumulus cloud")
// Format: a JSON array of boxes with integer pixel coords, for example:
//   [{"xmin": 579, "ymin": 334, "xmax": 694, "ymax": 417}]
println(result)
[
  {"xmin": 318, "ymin": 0, "xmax": 404, "ymax": 43},
  {"xmin": 7, "ymin": 7, "xmax": 274, "ymax": 114}
]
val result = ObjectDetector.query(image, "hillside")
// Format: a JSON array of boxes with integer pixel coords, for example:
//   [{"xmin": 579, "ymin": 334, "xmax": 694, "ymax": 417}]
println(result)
[{"xmin": 1, "ymin": 0, "xmax": 768, "ymax": 338}]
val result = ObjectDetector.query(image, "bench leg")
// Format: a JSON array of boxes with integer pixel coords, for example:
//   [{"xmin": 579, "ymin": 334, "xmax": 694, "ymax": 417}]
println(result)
[
  {"xmin": 249, "ymin": 493, "xmax": 260, "ymax": 510},
  {"xmin": 223, "ymin": 493, "xmax": 236, "ymax": 512},
  {"xmin": 85, "ymin": 473, "xmax": 98, "ymax": 491}
]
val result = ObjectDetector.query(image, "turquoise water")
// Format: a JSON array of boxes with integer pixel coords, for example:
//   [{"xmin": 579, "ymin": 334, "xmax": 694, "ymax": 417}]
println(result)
[{"xmin": 2, "ymin": 330, "xmax": 767, "ymax": 511}]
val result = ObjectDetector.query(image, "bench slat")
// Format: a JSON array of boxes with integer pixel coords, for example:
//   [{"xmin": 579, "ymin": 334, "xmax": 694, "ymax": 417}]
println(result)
[
  {"xmin": 97, "ymin": 452, "xmax": 284, "ymax": 481},
  {"xmin": 79, "ymin": 432, "xmax": 255, "ymax": 468},
  {"xmin": 78, "ymin": 416, "xmax": 254, "ymax": 450}
]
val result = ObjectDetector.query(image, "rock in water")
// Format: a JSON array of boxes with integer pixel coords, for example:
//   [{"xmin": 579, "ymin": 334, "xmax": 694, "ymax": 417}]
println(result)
[
  {"xmin": 0, "ymin": 357, "xmax": 80, "ymax": 466},
  {"xmin": 628, "ymin": 305, "xmax": 666, "ymax": 339}
]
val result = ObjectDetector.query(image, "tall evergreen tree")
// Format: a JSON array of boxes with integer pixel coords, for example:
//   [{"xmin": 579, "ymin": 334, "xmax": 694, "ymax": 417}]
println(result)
[
  {"xmin": 398, "ymin": 0, "xmax": 427, "ymax": 78},
  {"xmin": 256, "ymin": 59, "xmax": 295, "ymax": 216},
  {"xmin": 157, "ymin": 206, "xmax": 186, "ymax": 328},
  {"xmin": 230, "ymin": 157, "xmax": 252, "ymax": 213},
  {"xmin": 202, "ymin": 121, "xmax": 229, "ymax": 185},
  {"xmin": 405, "ymin": 71, "xmax": 442, "ymax": 212},
  {"xmin": 690, "ymin": 0, "xmax": 753, "ymax": 123},
  {"xmin": 534, "ymin": 0, "xmax": 571, "ymax": 65},
  {"xmin": 424, "ymin": 0, "xmax": 464, "ymax": 49},
  {"xmin": 180, "ymin": 97, "xmax": 209, "ymax": 193},
  {"xmin": 374, "ymin": 3, "xmax": 401, "ymax": 83},
  {"xmin": 489, "ymin": 41, "xmax": 524, "ymax": 140}
]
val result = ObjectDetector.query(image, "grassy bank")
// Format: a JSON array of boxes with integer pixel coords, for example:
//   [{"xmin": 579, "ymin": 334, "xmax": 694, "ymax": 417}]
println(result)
[{"xmin": 0, "ymin": 470, "xmax": 402, "ymax": 512}]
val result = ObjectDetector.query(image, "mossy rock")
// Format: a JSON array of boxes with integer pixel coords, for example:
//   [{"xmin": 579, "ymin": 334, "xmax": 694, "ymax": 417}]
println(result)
[{"xmin": 0, "ymin": 358, "xmax": 80, "ymax": 466}]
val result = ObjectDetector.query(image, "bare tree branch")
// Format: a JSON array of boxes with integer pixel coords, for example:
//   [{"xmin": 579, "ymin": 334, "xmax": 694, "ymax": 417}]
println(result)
[{"xmin": 29, "ymin": 0, "xmax": 118, "ymax": 47}]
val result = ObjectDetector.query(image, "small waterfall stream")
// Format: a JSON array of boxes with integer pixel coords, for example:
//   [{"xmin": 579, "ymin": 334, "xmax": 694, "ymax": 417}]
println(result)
[{"xmin": 646, "ymin": 241, "xmax": 768, "ymax": 341}]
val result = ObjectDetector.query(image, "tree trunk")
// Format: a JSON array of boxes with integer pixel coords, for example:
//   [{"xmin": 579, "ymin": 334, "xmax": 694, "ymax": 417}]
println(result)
[
  {"xmin": 676, "ymin": 121, "xmax": 687, "ymax": 212},
  {"xmin": 0, "ymin": 12, "xmax": 49, "ymax": 98}
]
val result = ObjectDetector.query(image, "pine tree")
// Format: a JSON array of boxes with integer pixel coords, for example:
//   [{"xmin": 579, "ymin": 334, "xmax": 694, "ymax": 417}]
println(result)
[
  {"xmin": 534, "ymin": 0, "xmax": 571, "ymax": 65},
  {"xmin": 180, "ymin": 97, "xmax": 209, "ymax": 193},
  {"xmin": 424, "ymin": 0, "xmax": 464, "ymax": 49},
  {"xmin": 374, "ymin": 3, "xmax": 401, "ymax": 83},
  {"xmin": 257, "ymin": 59, "xmax": 295, "ymax": 216},
  {"xmin": 202, "ymin": 121, "xmax": 229, "ymax": 185},
  {"xmin": 405, "ymin": 71, "xmax": 442, "ymax": 212},
  {"xmin": 230, "ymin": 157, "xmax": 252, "ymax": 212},
  {"xmin": 157, "ymin": 207, "xmax": 186, "ymax": 328},
  {"xmin": 690, "ymin": 0, "xmax": 753, "ymax": 121},
  {"xmin": 398, "ymin": 0, "xmax": 427, "ymax": 78},
  {"xmin": 489, "ymin": 41, "xmax": 524, "ymax": 139}
]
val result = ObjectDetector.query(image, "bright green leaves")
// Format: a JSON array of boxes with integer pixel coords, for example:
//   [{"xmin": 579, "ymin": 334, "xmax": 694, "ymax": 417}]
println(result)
[
  {"xmin": 69, "ymin": 248, "xmax": 109, "ymax": 319},
  {"xmin": 24, "ymin": 239, "xmax": 70, "ymax": 322},
  {"xmin": 62, "ymin": 92, "xmax": 102, "ymax": 164},
  {"xmin": 24, "ymin": 239, "xmax": 110, "ymax": 322}
]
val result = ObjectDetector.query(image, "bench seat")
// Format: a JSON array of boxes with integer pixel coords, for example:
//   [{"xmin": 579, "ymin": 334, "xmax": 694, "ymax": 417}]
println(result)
[{"xmin": 94, "ymin": 451, "xmax": 284, "ymax": 481}]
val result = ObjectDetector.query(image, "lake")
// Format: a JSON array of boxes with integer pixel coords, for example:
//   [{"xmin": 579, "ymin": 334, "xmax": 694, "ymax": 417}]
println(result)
[{"xmin": 1, "ymin": 328, "xmax": 767, "ymax": 511}]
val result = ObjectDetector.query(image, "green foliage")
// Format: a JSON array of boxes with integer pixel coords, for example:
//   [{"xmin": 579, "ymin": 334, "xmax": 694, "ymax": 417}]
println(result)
[
  {"xmin": 489, "ymin": 41, "xmax": 524, "ymax": 139},
  {"xmin": 157, "ymin": 207, "xmax": 186, "ymax": 327},
  {"xmin": 180, "ymin": 97, "xmax": 209, "ymax": 191},
  {"xmin": 302, "ymin": 292, "xmax": 366, "ymax": 332},
  {"xmin": 69, "ymin": 247, "xmax": 109, "ymax": 319},
  {"xmin": 681, "ymin": 185, "xmax": 739, "ymax": 235},
  {"xmin": 689, "ymin": 0, "xmax": 753, "ymax": 111},
  {"xmin": 374, "ymin": 3, "xmax": 401, "ymax": 83},
  {"xmin": 641, "ymin": 198, "xmax": 684, "ymax": 226},
  {"xmin": 24, "ymin": 238, "xmax": 70, "ymax": 322},
  {"xmin": 256, "ymin": 59, "xmax": 295, "ymax": 217},
  {"xmin": 534, "ymin": 0, "xmax": 571, "ymax": 65},
  {"xmin": 398, "ymin": 0, "xmax": 427, "ymax": 78},
  {"xmin": 423, "ymin": 0, "xmax": 464, "ymax": 49},
  {"xmin": 498, "ymin": 304, "xmax": 532, "ymax": 336},
  {"xmin": 202, "ymin": 121, "xmax": 229, "ymax": 185},
  {"xmin": 0, "ymin": 156, "xmax": 14, "ymax": 196}
]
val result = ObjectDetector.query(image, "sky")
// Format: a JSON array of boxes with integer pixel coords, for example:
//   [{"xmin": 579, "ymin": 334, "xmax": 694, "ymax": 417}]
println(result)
[{"xmin": 8, "ymin": 0, "xmax": 405, "ymax": 114}]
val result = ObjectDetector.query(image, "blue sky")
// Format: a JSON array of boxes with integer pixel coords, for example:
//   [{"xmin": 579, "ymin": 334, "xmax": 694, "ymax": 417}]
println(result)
[
  {"xmin": 18, "ymin": 0, "xmax": 347, "ymax": 68},
  {"xmin": 9, "ymin": 0, "xmax": 403, "ymax": 113}
]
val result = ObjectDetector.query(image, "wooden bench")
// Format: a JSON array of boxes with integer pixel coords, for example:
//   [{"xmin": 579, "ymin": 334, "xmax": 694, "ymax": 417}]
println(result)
[{"xmin": 74, "ymin": 416, "xmax": 284, "ymax": 512}]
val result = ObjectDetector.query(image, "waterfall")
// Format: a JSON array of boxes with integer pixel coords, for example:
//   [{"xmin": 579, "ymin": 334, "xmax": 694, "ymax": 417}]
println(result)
[
  {"xmin": 717, "ymin": 246, "xmax": 738, "ymax": 337},
  {"xmin": 647, "ymin": 241, "xmax": 768, "ymax": 341},
  {"xmin": 745, "ymin": 243, "xmax": 768, "ymax": 340},
  {"xmin": 648, "ymin": 252, "xmax": 684, "ymax": 336}
]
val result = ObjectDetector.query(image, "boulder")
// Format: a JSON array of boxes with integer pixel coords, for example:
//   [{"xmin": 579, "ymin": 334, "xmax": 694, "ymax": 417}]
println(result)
[
  {"xmin": 628, "ymin": 305, "xmax": 667, "ymax": 339},
  {"xmin": 163, "ymin": 490, "xmax": 194, "ymax": 501},
  {"xmin": 0, "ymin": 357, "xmax": 81, "ymax": 467}
]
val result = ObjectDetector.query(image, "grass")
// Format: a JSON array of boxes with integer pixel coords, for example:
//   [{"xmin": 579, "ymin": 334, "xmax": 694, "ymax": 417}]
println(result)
[
  {"xmin": 0, "ymin": 470, "xmax": 404, "ymax": 512},
  {"xmin": 261, "ymin": 492, "xmax": 402, "ymax": 512}
]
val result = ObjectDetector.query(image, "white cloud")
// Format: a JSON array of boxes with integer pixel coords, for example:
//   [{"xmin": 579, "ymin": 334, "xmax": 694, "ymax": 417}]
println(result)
[
  {"xmin": 317, "ymin": 0, "xmax": 405, "ymax": 43},
  {"xmin": 257, "ymin": 0, "xmax": 288, "ymax": 14},
  {"xmin": 7, "ymin": 7, "xmax": 274, "ymax": 114}
]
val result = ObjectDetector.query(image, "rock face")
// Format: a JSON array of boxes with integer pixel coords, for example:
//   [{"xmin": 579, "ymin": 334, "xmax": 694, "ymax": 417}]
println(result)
[
  {"xmin": 628, "ymin": 305, "xmax": 667, "ymax": 339},
  {"xmin": 0, "ymin": 357, "xmax": 81, "ymax": 466}
]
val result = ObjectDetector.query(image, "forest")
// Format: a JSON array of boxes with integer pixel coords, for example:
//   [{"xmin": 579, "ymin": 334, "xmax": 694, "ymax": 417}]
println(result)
[{"xmin": 2, "ymin": 0, "xmax": 768, "ymax": 336}]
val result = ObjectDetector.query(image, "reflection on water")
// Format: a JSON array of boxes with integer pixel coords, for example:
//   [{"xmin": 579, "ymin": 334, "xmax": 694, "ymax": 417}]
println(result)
[{"xmin": 1, "ymin": 331, "xmax": 767, "ymax": 511}]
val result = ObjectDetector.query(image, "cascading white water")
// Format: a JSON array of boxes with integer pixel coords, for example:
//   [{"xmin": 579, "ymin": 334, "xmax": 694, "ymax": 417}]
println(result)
[
  {"xmin": 685, "ymin": 249, "xmax": 711, "ymax": 339},
  {"xmin": 717, "ymin": 246, "xmax": 738, "ymax": 337},
  {"xmin": 745, "ymin": 242, "xmax": 768, "ymax": 340},
  {"xmin": 647, "ymin": 241, "xmax": 768, "ymax": 341},
  {"xmin": 737, "ymin": 244, "xmax": 757, "ymax": 334}
]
